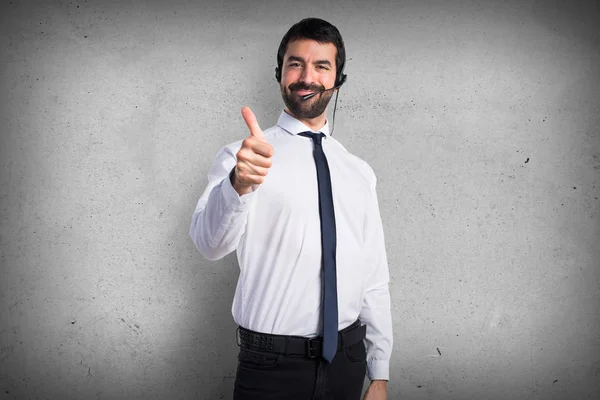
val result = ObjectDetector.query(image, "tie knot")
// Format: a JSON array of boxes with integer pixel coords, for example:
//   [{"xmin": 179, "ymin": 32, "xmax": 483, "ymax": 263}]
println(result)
[{"xmin": 298, "ymin": 131, "xmax": 324, "ymax": 146}]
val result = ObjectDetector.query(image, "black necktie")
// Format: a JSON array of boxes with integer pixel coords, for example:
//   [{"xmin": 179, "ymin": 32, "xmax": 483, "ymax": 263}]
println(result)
[{"xmin": 298, "ymin": 131, "xmax": 338, "ymax": 363}]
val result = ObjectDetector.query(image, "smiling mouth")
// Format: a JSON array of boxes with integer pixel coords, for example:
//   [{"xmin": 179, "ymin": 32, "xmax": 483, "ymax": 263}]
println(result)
[
  {"xmin": 295, "ymin": 89, "xmax": 315, "ymax": 96},
  {"xmin": 294, "ymin": 89, "xmax": 323, "ymax": 100}
]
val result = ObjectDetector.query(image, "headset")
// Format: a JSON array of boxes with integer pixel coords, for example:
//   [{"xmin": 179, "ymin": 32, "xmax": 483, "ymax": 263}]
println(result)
[{"xmin": 275, "ymin": 61, "xmax": 347, "ymax": 135}]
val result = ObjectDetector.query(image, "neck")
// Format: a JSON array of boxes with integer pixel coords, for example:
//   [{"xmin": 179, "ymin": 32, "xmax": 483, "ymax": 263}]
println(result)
[{"xmin": 284, "ymin": 108, "xmax": 327, "ymax": 132}]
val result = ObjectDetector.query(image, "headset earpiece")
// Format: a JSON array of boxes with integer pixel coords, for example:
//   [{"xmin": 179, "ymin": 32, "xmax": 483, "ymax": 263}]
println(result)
[
  {"xmin": 275, "ymin": 66, "xmax": 281, "ymax": 82},
  {"xmin": 337, "ymin": 73, "xmax": 347, "ymax": 88}
]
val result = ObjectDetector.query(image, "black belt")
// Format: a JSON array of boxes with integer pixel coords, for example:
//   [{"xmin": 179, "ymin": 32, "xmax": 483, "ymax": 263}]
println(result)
[{"xmin": 236, "ymin": 319, "xmax": 366, "ymax": 359}]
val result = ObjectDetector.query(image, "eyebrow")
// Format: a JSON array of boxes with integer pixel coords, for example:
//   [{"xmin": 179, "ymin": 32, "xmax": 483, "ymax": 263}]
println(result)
[{"xmin": 286, "ymin": 55, "xmax": 332, "ymax": 67}]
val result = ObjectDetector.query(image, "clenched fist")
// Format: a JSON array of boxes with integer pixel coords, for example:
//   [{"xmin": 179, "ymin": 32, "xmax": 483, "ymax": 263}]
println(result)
[{"xmin": 230, "ymin": 107, "xmax": 274, "ymax": 196}]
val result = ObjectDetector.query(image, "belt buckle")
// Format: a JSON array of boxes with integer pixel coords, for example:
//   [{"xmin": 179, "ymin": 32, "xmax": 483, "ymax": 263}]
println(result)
[
  {"xmin": 306, "ymin": 338, "xmax": 317, "ymax": 358},
  {"xmin": 236, "ymin": 327, "xmax": 241, "ymax": 347}
]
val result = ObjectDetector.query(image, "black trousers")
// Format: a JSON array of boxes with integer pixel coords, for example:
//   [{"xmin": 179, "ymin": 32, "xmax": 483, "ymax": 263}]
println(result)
[{"xmin": 233, "ymin": 322, "xmax": 367, "ymax": 400}]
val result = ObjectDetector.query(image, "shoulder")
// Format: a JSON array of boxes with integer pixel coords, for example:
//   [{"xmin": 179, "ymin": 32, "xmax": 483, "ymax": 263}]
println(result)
[
  {"xmin": 329, "ymin": 137, "xmax": 377, "ymax": 188},
  {"xmin": 262, "ymin": 125, "xmax": 283, "ymax": 141},
  {"xmin": 215, "ymin": 138, "xmax": 244, "ymax": 160}
]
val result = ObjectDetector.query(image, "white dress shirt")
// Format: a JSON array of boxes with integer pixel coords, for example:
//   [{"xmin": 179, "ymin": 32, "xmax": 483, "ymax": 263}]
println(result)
[{"xmin": 189, "ymin": 111, "xmax": 393, "ymax": 380}]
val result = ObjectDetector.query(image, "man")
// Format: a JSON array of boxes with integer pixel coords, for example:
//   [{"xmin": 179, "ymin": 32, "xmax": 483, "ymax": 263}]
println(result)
[{"xmin": 189, "ymin": 18, "xmax": 392, "ymax": 400}]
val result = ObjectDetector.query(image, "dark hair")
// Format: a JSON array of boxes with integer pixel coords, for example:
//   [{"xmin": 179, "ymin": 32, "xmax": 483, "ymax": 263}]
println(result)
[{"xmin": 276, "ymin": 18, "xmax": 346, "ymax": 84}]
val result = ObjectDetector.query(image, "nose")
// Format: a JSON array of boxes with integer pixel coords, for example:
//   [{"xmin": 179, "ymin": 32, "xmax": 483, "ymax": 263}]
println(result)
[{"xmin": 299, "ymin": 65, "xmax": 316, "ymax": 85}]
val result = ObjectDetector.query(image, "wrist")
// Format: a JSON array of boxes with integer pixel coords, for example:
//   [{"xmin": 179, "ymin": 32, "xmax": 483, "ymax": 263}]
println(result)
[
  {"xmin": 370, "ymin": 380, "xmax": 387, "ymax": 386},
  {"xmin": 230, "ymin": 167, "xmax": 251, "ymax": 196}
]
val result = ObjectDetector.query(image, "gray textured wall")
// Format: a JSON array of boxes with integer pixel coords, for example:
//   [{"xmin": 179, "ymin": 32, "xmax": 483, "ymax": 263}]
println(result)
[{"xmin": 1, "ymin": 0, "xmax": 599, "ymax": 399}]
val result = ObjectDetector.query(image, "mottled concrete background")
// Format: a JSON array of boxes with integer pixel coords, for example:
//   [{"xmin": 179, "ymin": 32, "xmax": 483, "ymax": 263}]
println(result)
[{"xmin": 1, "ymin": 0, "xmax": 599, "ymax": 399}]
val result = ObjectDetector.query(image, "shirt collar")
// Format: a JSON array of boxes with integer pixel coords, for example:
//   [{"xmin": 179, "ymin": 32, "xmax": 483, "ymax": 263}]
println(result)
[{"xmin": 277, "ymin": 111, "xmax": 331, "ymax": 137}]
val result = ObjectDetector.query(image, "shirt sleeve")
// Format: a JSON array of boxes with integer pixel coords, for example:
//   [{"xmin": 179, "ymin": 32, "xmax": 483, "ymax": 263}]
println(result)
[
  {"xmin": 189, "ymin": 142, "xmax": 259, "ymax": 260},
  {"xmin": 359, "ymin": 172, "xmax": 393, "ymax": 381}
]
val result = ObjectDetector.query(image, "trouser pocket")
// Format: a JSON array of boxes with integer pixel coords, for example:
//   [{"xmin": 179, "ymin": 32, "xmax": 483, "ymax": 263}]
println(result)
[{"xmin": 237, "ymin": 347, "xmax": 282, "ymax": 369}]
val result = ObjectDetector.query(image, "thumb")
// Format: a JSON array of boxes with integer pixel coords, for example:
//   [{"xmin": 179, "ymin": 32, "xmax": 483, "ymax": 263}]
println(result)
[{"xmin": 241, "ymin": 106, "xmax": 266, "ymax": 142}]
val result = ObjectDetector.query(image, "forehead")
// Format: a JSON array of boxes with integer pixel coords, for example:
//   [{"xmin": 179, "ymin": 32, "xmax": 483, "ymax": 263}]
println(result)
[{"xmin": 284, "ymin": 39, "xmax": 337, "ymax": 64}]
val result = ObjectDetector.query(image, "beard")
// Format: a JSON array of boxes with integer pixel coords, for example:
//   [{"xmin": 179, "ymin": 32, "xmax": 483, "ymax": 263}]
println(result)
[{"xmin": 281, "ymin": 81, "xmax": 334, "ymax": 119}]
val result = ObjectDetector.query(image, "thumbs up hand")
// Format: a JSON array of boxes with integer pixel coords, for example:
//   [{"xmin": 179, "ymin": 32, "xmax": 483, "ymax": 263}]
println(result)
[{"xmin": 231, "ymin": 107, "xmax": 274, "ymax": 196}]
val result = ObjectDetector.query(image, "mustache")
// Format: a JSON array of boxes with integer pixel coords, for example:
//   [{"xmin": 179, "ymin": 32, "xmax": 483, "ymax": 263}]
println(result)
[{"xmin": 288, "ymin": 82, "xmax": 325, "ymax": 92}]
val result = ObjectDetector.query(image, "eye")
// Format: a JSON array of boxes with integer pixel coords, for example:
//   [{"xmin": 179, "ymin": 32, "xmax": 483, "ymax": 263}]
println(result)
[
  {"xmin": 288, "ymin": 62, "xmax": 301, "ymax": 67},
  {"xmin": 317, "ymin": 65, "xmax": 330, "ymax": 70}
]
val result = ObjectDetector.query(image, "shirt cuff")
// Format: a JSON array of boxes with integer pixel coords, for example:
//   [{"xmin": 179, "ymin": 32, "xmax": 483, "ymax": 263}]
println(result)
[
  {"xmin": 221, "ymin": 168, "xmax": 259, "ymax": 206},
  {"xmin": 367, "ymin": 359, "xmax": 390, "ymax": 381}
]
